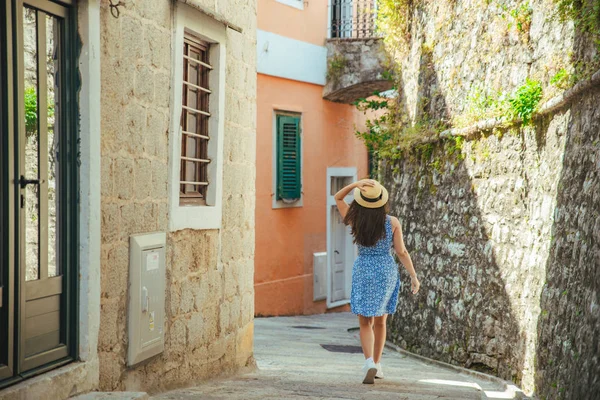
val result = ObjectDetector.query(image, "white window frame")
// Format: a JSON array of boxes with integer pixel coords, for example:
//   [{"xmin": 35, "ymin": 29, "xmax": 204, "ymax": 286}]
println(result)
[
  {"xmin": 168, "ymin": 2, "xmax": 227, "ymax": 231},
  {"xmin": 276, "ymin": 0, "xmax": 305, "ymax": 11},
  {"xmin": 272, "ymin": 110, "xmax": 303, "ymax": 209}
]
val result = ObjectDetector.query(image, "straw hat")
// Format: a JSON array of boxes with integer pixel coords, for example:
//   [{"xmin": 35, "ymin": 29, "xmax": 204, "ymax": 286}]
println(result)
[{"xmin": 353, "ymin": 181, "xmax": 389, "ymax": 209}]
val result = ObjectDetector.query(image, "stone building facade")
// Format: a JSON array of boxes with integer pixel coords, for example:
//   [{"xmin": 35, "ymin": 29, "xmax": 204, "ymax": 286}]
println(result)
[
  {"xmin": 0, "ymin": 0, "xmax": 256, "ymax": 398},
  {"xmin": 97, "ymin": 0, "xmax": 256, "ymax": 392}
]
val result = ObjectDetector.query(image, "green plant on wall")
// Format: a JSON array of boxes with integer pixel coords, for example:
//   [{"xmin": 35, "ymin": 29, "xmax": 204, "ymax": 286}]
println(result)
[
  {"xmin": 554, "ymin": 0, "xmax": 600, "ymax": 39},
  {"xmin": 453, "ymin": 85, "xmax": 510, "ymax": 128},
  {"xmin": 327, "ymin": 53, "xmax": 348, "ymax": 85},
  {"xmin": 376, "ymin": 0, "xmax": 413, "ymax": 55},
  {"xmin": 550, "ymin": 68, "xmax": 572, "ymax": 89},
  {"xmin": 510, "ymin": 2, "xmax": 533, "ymax": 34},
  {"xmin": 509, "ymin": 78, "xmax": 542, "ymax": 125},
  {"xmin": 497, "ymin": 1, "xmax": 533, "ymax": 42}
]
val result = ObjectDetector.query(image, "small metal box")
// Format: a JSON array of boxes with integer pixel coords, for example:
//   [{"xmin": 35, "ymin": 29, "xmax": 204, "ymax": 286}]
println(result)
[
  {"xmin": 128, "ymin": 232, "xmax": 166, "ymax": 366},
  {"xmin": 313, "ymin": 252, "xmax": 327, "ymax": 301}
]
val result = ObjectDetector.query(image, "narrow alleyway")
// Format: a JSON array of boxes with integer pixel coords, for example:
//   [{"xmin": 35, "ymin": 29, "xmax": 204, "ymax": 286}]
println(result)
[{"xmin": 151, "ymin": 313, "xmax": 526, "ymax": 400}]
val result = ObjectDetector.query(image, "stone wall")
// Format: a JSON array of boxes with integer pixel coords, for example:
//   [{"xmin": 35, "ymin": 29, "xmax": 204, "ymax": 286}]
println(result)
[
  {"xmin": 99, "ymin": 0, "xmax": 256, "ymax": 393},
  {"xmin": 380, "ymin": 0, "xmax": 600, "ymax": 398},
  {"xmin": 323, "ymin": 38, "xmax": 393, "ymax": 103}
]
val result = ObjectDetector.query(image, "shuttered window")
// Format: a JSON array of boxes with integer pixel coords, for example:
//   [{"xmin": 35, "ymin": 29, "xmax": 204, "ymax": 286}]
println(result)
[
  {"xmin": 276, "ymin": 115, "xmax": 302, "ymax": 200},
  {"xmin": 180, "ymin": 34, "xmax": 211, "ymax": 204}
]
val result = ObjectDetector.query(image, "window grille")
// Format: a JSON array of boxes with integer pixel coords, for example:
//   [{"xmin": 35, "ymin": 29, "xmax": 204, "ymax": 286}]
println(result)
[
  {"xmin": 330, "ymin": 0, "xmax": 379, "ymax": 39},
  {"xmin": 180, "ymin": 35, "xmax": 212, "ymax": 204}
]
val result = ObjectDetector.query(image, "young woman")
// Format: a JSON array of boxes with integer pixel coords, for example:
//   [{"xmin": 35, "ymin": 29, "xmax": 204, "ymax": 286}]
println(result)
[{"xmin": 334, "ymin": 179, "xmax": 420, "ymax": 384}]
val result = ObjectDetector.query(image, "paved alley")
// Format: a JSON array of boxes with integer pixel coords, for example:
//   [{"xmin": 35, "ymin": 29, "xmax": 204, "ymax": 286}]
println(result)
[{"xmin": 151, "ymin": 313, "xmax": 525, "ymax": 400}]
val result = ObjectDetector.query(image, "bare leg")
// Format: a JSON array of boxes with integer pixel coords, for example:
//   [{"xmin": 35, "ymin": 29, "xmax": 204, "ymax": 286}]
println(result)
[
  {"xmin": 373, "ymin": 314, "xmax": 388, "ymax": 364},
  {"xmin": 358, "ymin": 315, "xmax": 374, "ymax": 360}
]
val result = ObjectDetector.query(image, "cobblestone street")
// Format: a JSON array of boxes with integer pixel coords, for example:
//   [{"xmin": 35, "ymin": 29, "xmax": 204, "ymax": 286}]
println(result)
[{"xmin": 152, "ymin": 313, "xmax": 526, "ymax": 400}]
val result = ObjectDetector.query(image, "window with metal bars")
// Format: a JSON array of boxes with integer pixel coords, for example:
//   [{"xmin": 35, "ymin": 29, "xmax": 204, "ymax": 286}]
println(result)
[{"xmin": 180, "ymin": 34, "xmax": 212, "ymax": 205}]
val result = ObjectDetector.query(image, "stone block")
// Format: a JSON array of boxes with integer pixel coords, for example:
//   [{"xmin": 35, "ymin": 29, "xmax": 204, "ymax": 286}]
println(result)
[
  {"xmin": 201, "ymin": 305, "xmax": 219, "ymax": 343},
  {"xmin": 134, "ymin": 65, "xmax": 155, "ymax": 103},
  {"xmin": 121, "ymin": 14, "xmax": 144, "ymax": 62},
  {"xmin": 146, "ymin": 109, "xmax": 168, "ymax": 158},
  {"xmin": 155, "ymin": 202, "xmax": 169, "ymax": 231},
  {"xmin": 119, "ymin": 203, "xmax": 135, "ymax": 243},
  {"xmin": 123, "ymin": 102, "xmax": 147, "ymax": 155},
  {"xmin": 103, "ymin": 245, "xmax": 129, "ymax": 299},
  {"xmin": 187, "ymin": 312, "xmax": 204, "ymax": 349},
  {"xmin": 133, "ymin": 202, "xmax": 157, "ymax": 233},
  {"xmin": 165, "ymin": 276, "xmax": 179, "ymax": 316},
  {"xmin": 166, "ymin": 318, "xmax": 187, "ymax": 357},
  {"xmin": 98, "ymin": 301, "xmax": 121, "ymax": 349},
  {"xmin": 223, "ymin": 263, "xmax": 240, "ymax": 300},
  {"xmin": 134, "ymin": 158, "xmax": 152, "ymax": 199},
  {"xmin": 235, "ymin": 321, "xmax": 254, "ymax": 364},
  {"xmin": 114, "ymin": 157, "xmax": 134, "ymax": 200},
  {"xmin": 101, "ymin": 156, "xmax": 114, "ymax": 198},
  {"xmin": 207, "ymin": 336, "xmax": 227, "ymax": 362},
  {"xmin": 154, "ymin": 72, "xmax": 171, "ymax": 108},
  {"xmin": 98, "ymin": 351, "xmax": 125, "ymax": 391},
  {"xmin": 137, "ymin": 0, "xmax": 172, "ymax": 28},
  {"xmin": 179, "ymin": 278, "xmax": 197, "ymax": 314},
  {"xmin": 144, "ymin": 25, "xmax": 171, "ymax": 70},
  {"xmin": 151, "ymin": 159, "xmax": 169, "ymax": 200},
  {"xmin": 102, "ymin": 203, "xmax": 120, "ymax": 243},
  {"xmin": 219, "ymin": 301, "xmax": 231, "ymax": 334}
]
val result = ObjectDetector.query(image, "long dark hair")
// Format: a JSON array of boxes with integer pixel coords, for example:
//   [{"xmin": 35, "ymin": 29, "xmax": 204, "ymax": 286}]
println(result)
[{"xmin": 343, "ymin": 201, "xmax": 389, "ymax": 247}]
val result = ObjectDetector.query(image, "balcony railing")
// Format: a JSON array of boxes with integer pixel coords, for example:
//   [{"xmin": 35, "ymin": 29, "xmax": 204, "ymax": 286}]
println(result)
[{"xmin": 330, "ymin": 0, "xmax": 379, "ymax": 39}]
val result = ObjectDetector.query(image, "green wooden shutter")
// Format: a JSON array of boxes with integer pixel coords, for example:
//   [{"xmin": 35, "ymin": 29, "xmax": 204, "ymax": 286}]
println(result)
[{"xmin": 277, "ymin": 115, "xmax": 302, "ymax": 200}]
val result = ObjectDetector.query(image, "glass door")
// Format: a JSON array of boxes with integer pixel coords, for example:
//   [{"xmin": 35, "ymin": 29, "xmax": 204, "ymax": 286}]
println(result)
[{"xmin": 1, "ymin": 0, "xmax": 77, "ymax": 387}]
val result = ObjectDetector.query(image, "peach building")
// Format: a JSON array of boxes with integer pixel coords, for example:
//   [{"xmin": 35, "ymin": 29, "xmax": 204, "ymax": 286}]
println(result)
[{"xmin": 254, "ymin": 0, "xmax": 370, "ymax": 316}]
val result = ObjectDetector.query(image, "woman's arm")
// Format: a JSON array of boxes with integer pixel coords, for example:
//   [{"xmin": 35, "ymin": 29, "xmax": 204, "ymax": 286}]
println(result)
[
  {"xmin": 391, "ymin": 216, "xmax": 420, "ymax": 294},
  {"xmin": 334, "ymin": 179, "xmax": 375, "ymax": 218}
]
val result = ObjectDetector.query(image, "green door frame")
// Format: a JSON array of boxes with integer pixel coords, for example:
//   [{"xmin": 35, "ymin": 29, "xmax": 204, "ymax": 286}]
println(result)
[{"xmin": 0, "ymin": 0, "xmax": 78, "ymax": 388}]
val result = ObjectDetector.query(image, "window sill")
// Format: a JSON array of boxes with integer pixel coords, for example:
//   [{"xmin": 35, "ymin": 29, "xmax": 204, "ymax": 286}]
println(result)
[
  {"xmin": 272, "ymin": 196, "xmax": 303, "ymax": 209},
  {"xmin": 169, "ymin": 203, "xmax": 222, "ymax": 231}
]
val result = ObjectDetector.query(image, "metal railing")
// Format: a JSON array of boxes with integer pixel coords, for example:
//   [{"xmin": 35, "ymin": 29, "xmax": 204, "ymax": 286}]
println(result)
[{"xmin": 330, "ymin": 0, "xmax": 379, "ymax": 39}]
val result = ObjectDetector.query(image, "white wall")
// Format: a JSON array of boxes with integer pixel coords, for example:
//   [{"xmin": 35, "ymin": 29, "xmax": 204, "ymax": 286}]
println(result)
[{"xmin": 257, "ymin": 29, "xmax": 327, "ymax": 86}]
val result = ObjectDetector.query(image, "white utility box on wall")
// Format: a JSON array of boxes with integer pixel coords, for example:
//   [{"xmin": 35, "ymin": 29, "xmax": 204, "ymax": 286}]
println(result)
[
  {"xmin": 313, "ymin": 252, "xmax": 327, "ymax": 301},
  {"xmin": 128, "ymin": 232, "xmax": 166, "ymax": 366}
]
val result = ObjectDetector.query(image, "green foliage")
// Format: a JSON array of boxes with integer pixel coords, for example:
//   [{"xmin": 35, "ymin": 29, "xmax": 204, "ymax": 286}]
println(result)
[
  {"xmin": 509, "ymin": 79, "xmax": 543, "ymax": 125},
  {"xmin": 444, "ymin": 135, "xmax": 465, "ymax": 161},
  {"xmin": 376, "ymin": 0, "xmax": 413, "ymax": 55},
  {"xmin": 354, "ymin": 94, "xmax": 448, "ymax": 177},
  {"xmin": 554, "ymin": 0, "xmax": 600, "ymax": 38},
  {"xmin": 453, "ymin": 85, "xmax": 510, "ymax": 128},
  {"xmin": 550, "ymin": 68, "xmax": 572, "ymax": 89},
  {"xmin": 24, "ymin": 86, "xmax": 38, "ymax": 135},
  {"xmin": 498, "ymin": 1, "xmax": 533, "ymax": 41},
  {"xmin": 326, "ymin": 53, "xmax": 347, "ymax": 84},
  {"xmin": 24, "ymin": 85, "xmax": 55, "ymax": 137},
  {"xmin": 509, "ymin": 2, "xmax": 533, "ymax": 34}
]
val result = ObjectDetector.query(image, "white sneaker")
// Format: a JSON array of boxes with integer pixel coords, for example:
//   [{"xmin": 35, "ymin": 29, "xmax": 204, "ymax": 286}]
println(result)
[
  {"xmin": 362, "ymin": 358, "xmax": 377, "ymax": 384},
  {"xmin": 375, "ymin": 363, "xmax": 384, "ymax": 379}
]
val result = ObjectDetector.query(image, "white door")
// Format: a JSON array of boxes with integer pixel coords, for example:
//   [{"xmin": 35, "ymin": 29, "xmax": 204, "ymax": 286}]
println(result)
[
  {"xmin": 327, "ymin": 173, "xmax": 356, "ymax": 308},
  {"xmin": 331, "ymin": 207, "xmax": 347, "ymax": 302}
]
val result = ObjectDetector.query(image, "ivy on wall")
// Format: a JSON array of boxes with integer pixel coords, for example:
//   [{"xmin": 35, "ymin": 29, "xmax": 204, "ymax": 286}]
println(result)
[{"xmin": 354, "ymin": 0, "xmax": 599, "ymax": 177}]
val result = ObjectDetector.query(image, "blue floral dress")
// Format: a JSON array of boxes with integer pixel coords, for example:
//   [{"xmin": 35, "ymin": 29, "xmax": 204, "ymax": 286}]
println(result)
[{"xmin": 351, "ymin": 216, "xmax": 401, "ymax": 317}]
